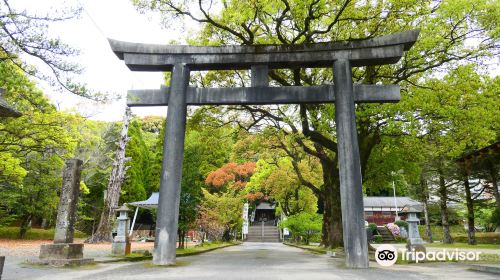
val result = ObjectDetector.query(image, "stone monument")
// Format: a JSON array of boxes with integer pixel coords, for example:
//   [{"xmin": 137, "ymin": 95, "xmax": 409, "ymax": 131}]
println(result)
[
  {"xmin": 35, "ymin": 159, "xmax": 94, "ymax": 266},
  {"xmin": 112, "ymin": 204, "xmax": 131, "ymax": 255}
]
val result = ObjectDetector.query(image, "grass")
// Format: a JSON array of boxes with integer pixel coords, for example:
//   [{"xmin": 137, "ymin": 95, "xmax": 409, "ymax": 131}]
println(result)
[
  {"xmin": 0, "ymin": 227, "xmax": 87, "ymax": 240},
  {"xmin": 283, "ymin": 242, "xmax": 345, "ymax": 256},
  {"xmin": 176, "ymin": 241, "xmax": 238, "ymax": 256},
  {"xmin": 418, "ymin": 225, "xmax": 500, "ymax": 244},
  {"xmin": 116, "ymin": 241, "xmax": 239, "ymax": 262},
  {"xmin": 284, "ymin": 242, "xmax": 328, "ymax": 254},
  {"xmin": 426, "ymin": 243, "xmax": 500, "ymax": 249},
  {"xmin": 418, "ymin": 225, "xmax": 467, "ymax": 242}
]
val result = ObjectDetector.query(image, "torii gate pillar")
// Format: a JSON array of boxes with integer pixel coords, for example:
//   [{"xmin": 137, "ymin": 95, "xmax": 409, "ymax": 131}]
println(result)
[
  {"xmin": 334, "ymin": 59, "xmax": 368, "ymax": 268},
  {"xmin": 154, "ymin": 63, "xmax": 189, "ymax": 265}
]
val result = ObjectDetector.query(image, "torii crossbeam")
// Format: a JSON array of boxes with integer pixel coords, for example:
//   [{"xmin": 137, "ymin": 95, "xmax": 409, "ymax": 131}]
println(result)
[{"xmin": 109, "ymin": 29, "xmax": 419, "ymax": 268}]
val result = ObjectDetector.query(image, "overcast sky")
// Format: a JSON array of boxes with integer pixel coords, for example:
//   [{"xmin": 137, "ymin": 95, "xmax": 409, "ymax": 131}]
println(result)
[{"xmin": 17, "ymin": 0, "xmax": 190, "ymax": 121}]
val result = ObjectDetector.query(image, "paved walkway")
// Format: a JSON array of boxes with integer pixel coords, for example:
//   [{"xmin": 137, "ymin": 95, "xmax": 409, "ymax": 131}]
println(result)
[{"xmin": 2, "ymin": 242, "xmax": 498, "ymax": 280}]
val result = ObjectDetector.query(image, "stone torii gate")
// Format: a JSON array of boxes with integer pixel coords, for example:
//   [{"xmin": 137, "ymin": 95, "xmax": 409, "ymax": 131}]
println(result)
[{"xmin": 109, "ymin": 29, "xmax": 419, "ymax": 268}]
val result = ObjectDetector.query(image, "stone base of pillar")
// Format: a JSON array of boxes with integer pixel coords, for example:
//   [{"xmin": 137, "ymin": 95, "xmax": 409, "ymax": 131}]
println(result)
[
  {"xmin": 112, "ymin": 241, "xmax": 131, "ymax": 256},
  {"xmin": 30, "ymin": 243, "xmax": 94, "ymax": 266}
]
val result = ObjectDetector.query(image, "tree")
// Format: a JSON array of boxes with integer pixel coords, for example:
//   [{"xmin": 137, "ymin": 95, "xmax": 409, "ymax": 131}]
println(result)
[
  {"xmin": 246, "ymin": 158, "xmax": 318, "ymax": 216},
  {"xmin": 0, "ymin": 58, "xmax": 79, "ymax": 237},
  {"xmin": 134, "ymin": 0, "xmax": 498, "ymax": 248},
  {"xmin": 404, "ymin": 65, "xmax": 499, "ymax": 243},
  {"xmin": 72, "ymin": 119, "xmax": 120, "ymax": 234},
  {"xmin": 0, "ymin": 1, "xmax": 104, "ymax": 99},
  {"xmin": 121, "ymin": 119, "xmax": 150, "ymax": 203},
  {"xmin": 87, "ymin": 107, "xmax": 132, "ymax": 243},
  {"xmin": 203, "ymin": 161, "xmax": 256, "ymax": 240}
]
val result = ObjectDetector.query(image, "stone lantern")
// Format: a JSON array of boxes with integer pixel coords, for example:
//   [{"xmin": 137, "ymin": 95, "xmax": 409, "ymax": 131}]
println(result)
[
  {"xmin": 112, "ymin": 204, "xmax": 131, "ymax": 255},
  {"xmin": 406, "ymin": 205, "xmax": 424, "ymax": 246}
]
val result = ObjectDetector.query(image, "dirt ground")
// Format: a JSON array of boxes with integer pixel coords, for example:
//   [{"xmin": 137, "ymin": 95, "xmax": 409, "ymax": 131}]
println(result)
[{"xmin": 0, "ymin": 238, "xmax": 155, "ymax": 258}]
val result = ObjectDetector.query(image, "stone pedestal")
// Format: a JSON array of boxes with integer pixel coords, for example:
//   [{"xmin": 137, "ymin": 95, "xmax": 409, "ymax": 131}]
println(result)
[
  {"xmin": 34, "ymin": 244, "xmax": 93, "ymax": 266},
  {"xmin": 0, "ymin": 256, "xmax": 5, "ymax": 280},
  {"xmin": 34, "ymin": 159, "xmax": 94, "ymax": 266},
  {"xmin": 112, "ymin": 204, "xmax": 131, "ymax": 256},
  {"xmin": 40, "ymin": 243, "xmax": 83, "ymax": 259}
]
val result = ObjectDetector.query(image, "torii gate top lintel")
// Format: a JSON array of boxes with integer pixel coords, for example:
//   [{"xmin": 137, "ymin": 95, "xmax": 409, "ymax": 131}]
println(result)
[{"xmin": 108, "ymin": 29, "xmax": 419, "ymax": 71}]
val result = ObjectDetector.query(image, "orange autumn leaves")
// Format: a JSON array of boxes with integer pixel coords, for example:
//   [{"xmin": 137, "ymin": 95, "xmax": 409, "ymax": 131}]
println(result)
[
  {"xmin": 205, "ymin": 162, "xmax": 256, "ymax": 189},
  {"xmin": 205, "ymin": 162, "xmax": 266, "ymax": 201}
]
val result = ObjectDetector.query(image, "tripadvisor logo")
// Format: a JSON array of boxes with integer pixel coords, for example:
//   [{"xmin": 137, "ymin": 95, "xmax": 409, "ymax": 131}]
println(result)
[
  {"xmin": 375, "ymin": 244, "xmax": 482, "ymax": 266},
  {"xmin": 375, "ymin": 245, "xmax": 397, "ymax": 266}
]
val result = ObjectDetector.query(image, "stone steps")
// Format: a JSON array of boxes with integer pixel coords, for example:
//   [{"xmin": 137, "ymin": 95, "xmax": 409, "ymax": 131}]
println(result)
[
  {"xmin": 246, "ymin": 225, "xmax": 280, "ymax": 243},
  {"xmin": 377, "ymin": 226, "xmax": 396, "ymax": 242}
]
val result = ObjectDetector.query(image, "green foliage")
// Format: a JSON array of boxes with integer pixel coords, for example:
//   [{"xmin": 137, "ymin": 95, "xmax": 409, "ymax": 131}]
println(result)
[
  {"xmin": 121, "ymin": 120, "xmax": 150, "ymax": 203},
  {"xmin": 372, "ymin": 235, "xmax": 383, "ymax": 243},
  {"xmin": 395, "ymin": 236, "xmax": 407, "ymax": 243},
  {"xmin": 246, "ymin": 158, "xmax": 318, "ymax": 216},
  {"xmin": 200, "ymin": 188, "xmax": 243, "ymax": 241},
  {"xmin": 395, "ymin": 220, "xmax": 409, "ymax": 231},
  {"xmin": 427, "ymin": 204, "xmax": 461, "ymax": 226},
  {"xmin": 73, "ymin": 120, "xmax": 120, "ymax": 234},
  {"xmin": 178, "ymin": 130, "xmax": 211, "ymax": 235},
  {"xmin": 280, "ymin": 212, "xmax": 322, "ymax": 245},
  {"xmin": 368, "ymin": 223, "xmax": 379, "ymax": 235},
  {"xmin": 490, "ymin": 207, "xmax": 500, "ymax": 229},
  {"xmin": 474, "ymin": 206, "xmax": 497, "ymax": 232},
  {"xmin": 0, "ymin": 59, "xmax": 80, "ymax": 237}
]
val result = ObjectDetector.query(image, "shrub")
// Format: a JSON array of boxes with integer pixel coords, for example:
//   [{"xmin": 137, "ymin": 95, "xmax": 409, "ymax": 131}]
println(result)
[
  {"xmin": 280, "ymin": 212, "xmax": 322, "ymax": 245},
  {"xmin": 394, "ymin": 236, "xmax": 407, "ymax": 243},
  {"xmin": 395, "ymin": 220, "xmax": 409, "ymax": 230},
  {"xmin": 368, "ymin": 223, "xmax": 378, "ymax": 235},
  {"xmin": 386, "ymin": 223, "xmax": 400, "ymax": 236},
  {"xmin": 489, "ymin": 207, "xmax": 500, "ymax": 230},
  {"xmin": 372, "ymin": 235, "xmax": 383, "ymax": 243}
]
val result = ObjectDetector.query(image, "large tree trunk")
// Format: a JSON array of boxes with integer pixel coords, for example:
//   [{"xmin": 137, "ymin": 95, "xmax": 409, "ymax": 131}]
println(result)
[
  {"xmin": 420, "ymin": 175, "xmax": 433, "ymax": 243},
  {"xmin": 18, "ymin": 214, "xmax": 32, "ymax": 239},
  {"xmin": 320, "ymin": 160, "xmax": 343, "ymax": 248},
  {"xmin": 438, "ymin": 165, "xmax": 453, "ymax": 244},
  {"xmin": 87, "ymin": 107, "xmax": 132, "ymax": 243},
  {"xmin": 463, "ymin": 167, "xmax": 476, "ymax": 245}
]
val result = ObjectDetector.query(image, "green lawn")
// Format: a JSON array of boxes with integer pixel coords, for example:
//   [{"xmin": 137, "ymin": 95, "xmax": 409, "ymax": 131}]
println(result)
[
  {"xmin": 122, "ymin": 241, "xmax": 239, "ymax": 261},
  {"xmin": 176, "ymin": 241, "xmax": 239, "ymax": 256},
  {"xmin": 426, "ymin": 243, "xmax": 500, "ymax": 249},
  {"xmin": 418, "ymin": 225, "xmax": 467, "ymax": 242},
  {"xmin": 0, "ymin": 227, "xmax": 87, "ymax": 240},
  {"xmin": 283, "ymin": 242, "xmax": 328, "ymax": 254},
  {"xmin": 418, "ymin": 225, "xmax": 500, "ymax": 245}
]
